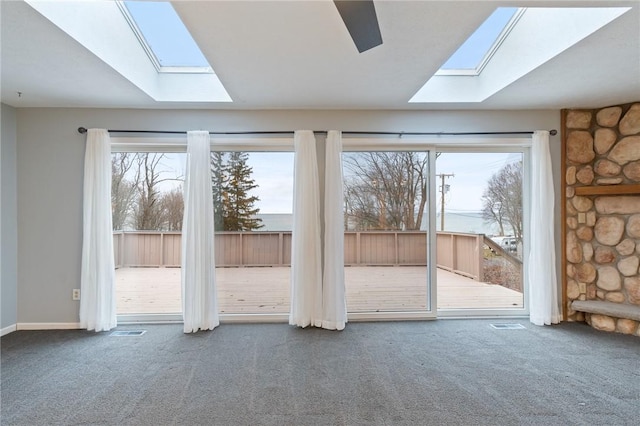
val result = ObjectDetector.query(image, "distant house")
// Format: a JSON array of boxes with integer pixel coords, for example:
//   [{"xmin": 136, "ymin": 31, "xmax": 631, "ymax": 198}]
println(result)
[{"xmin": 253, "ymin": 214, "xmax": 293, "ymax": 231}]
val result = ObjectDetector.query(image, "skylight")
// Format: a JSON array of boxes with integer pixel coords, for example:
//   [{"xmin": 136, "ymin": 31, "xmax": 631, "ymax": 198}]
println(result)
[
  {"xmin": 409, "ymin": 7, "xmax": 631, "ymax": 104},
  {"xmin": 121, "ymin": 1, "xmax": 211, "ymax": 72},
  {"xmin": 24, "ymin": 0, "xmax": 231, "ymax": 102},
  {"xmin": 438, "ymin": 7, "xmax": 521, "ymax": 75}
]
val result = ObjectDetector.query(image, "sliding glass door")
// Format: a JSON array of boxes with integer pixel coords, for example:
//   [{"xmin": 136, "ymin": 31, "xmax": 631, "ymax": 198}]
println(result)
[
  {"xmin": 112, "ymin": 136, "xmax": 530, "ymax": 321},
  {"xmin": 342, "ymin": 150, "xmax": 435, "ymax": 317},
  {"xmin": 435, "ymin": 150, "xmax": 528, "ymax": 315},
  {"xmin": 341, "ymin": 140, "xmax": 530, "ymax": 319},
  {"xmin": 214, "ymin": 151, "xmax": 294, "ymax": 315},
  {"xmin": 112, "ymin": 152, "xmax": 185, "ymax": 316}
]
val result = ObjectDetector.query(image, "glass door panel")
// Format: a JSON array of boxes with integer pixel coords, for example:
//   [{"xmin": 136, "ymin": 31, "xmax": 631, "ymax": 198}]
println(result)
[
  {"xmin": 214, "ymin": 151, "xmax": 294, "ymax": 314},
  {"xmin": 342, "ymin": 151, "xmax": 431, "ymax": 313},
  {"xmin": 435, "ymin": 152, "xmax": 524, "ymax": 311},
  {"xmin": 113, "ymin": 151, "xmax": 295, "ymax": 316},
  {"xmin": 112, "ymin": 152, "xmax": 186, "ymax": 315}
]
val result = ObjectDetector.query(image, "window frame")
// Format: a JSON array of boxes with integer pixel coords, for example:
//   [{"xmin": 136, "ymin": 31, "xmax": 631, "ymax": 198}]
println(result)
[
  {"xmin": 112, "ymin": 136, "xmax": 295, "ymax": 324},
  {"xmin": 114, "ymin": 135, "xmax": 532, "ymax": 324},
  {"xmin": 343, "ymin": 137, "xmax": 531, "ymax": 319},
  {"xmin": 433, "ymin": 144, "xmax": 531, "ymax": 318}
]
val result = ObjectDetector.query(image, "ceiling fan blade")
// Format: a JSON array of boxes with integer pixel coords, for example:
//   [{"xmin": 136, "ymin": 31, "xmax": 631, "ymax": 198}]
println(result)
[{"xmin": 333, "ymin": 0, "xmax": 382, "ymax": 53}]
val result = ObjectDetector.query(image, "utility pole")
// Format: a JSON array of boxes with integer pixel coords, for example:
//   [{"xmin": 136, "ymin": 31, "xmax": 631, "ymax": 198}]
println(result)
[{"xmin": 437, "ymin": 173, "xmax": 454, "ymax": 231}]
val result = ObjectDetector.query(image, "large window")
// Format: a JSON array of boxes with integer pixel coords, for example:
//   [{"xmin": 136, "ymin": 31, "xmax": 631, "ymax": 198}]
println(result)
[
  {"xmin": 111, "ymin": 136, "xmax": 530, "ymax": 321},
  {"xmin": 112, "ymin": 148, "xmax": 294, "ymax": 317}
]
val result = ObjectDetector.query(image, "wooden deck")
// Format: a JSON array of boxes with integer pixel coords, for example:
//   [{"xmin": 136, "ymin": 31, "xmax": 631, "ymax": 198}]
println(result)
[{"xmin": 115, "ymin": 266, "xmax": 523, "ymax": 315}]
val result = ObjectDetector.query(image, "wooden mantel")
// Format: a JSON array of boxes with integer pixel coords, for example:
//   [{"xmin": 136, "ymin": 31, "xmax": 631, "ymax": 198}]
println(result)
[{"xmin": 574, "ymin": 184, "xmax": 640, "ymax": 196}]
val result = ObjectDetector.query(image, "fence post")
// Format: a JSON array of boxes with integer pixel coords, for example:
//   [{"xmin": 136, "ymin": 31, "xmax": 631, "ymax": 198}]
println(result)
[
  {"xmin": 450, "ymin": 233, "xmax": 456, "ymax": 272},
  {"xmin": 121, "ymin": 232, "xmax": 126, "ymax": 268},
  {"xmin": 477, "ymin": 234, "xmax": 484, "ymax": 282},
  {"xmin": 394, "ymin": 232, "xmax": 399, "ymax": 266}
]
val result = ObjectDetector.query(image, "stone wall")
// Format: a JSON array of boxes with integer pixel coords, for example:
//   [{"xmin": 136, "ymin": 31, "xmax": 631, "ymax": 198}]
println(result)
[{"xmin": 564, "ymin": 102, "xmax": 640, "ymax": 336}]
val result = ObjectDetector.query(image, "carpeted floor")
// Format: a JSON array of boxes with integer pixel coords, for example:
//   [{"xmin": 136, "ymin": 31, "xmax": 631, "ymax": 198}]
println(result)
[{"xmin": 1, "ymin": 320, "xmax": 638, "ymax": 425}]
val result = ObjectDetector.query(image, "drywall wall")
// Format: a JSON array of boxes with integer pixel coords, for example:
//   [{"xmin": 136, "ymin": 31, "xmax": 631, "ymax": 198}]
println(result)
[
  {"xmin": 15, "ymin": 108, "xmax": 561, "ymax": 324},
  {"xmin": 2, "ymin": 103, "xmax": 18, "ymax": 331}
]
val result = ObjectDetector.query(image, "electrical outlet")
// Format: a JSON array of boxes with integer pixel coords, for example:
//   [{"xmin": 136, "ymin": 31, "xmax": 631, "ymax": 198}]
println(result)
[
  {"xmin": 578, "ymin": 282, "xmax": 586, "ymax": 294},
  {"xmin": 577, "ymin": 213, "xmax": 586, "ymax": 224},
  {"xmin": 72, "ymin": 289, "xmax": 81, "ymax": 300}
]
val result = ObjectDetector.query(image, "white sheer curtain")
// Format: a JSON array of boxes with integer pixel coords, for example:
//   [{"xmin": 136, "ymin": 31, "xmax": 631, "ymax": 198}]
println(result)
[
  {"xmin": 80, "ymin": 129, "xmax": 116, "ymax": 332},
  {"xmin": 322, "ymin": 131, "xmax": 347, "ymax": 330},
  {"xmin": 289, "ymin": 130, "xmax": 323, "ymax": 328},
  {"xmin": 182, "ymin": 131, "xmax": 218, "ymax": 333},
  {"xmin": 529, "ymin": 130, "xmax": 561, "ymax": 326}
]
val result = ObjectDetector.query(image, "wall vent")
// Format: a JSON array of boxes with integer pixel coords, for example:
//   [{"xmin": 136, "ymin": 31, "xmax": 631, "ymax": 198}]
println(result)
[
  {"xmin": 490, "ymin": 323, "xmax": 525, "ymax": 330},
  {"xmin": 110, "ymin": 330, "xmax": 146, "ymax": 336}
]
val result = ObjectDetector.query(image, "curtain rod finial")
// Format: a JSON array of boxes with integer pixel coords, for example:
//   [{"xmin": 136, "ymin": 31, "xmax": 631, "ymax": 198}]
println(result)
[
  {"xmin": 549, "ymin": 129, "xmax": 557, "ymax": 136},
  {"xmin": 78, "ymin": 127, "xmax": 87, "ymax": 134}
]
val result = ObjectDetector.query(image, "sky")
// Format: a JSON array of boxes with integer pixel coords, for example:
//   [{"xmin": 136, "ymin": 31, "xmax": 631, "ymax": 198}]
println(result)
[
  {"xmin": 151, "ymin": 152, "xmax": 294, "ymax": 213},
  {"xmin": 249, "ymin": 151, "xmax": 521, "ymax": 214},
  {"xmin": 154, "ymin": 151, "xmax": 520, "ymax": 215},
  {"xmin": 246, "ymin": 153, "xmax": 294, "ymax": 214},
  {"xmin": 440, "ymin": 7, "xmax": 518, "ymax": 70},
  {"xmin": 124, "ymin": 1, "xmax": 209, "ymax": 67},
  {"xmin": 435, "ymin": 152, "xmax": 521, "ymax": 212}
]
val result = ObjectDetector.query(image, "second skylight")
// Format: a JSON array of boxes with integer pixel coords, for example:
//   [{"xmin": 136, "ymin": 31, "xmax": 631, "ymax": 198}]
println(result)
[{"xmin": 438, "ymin": 7, "xmax": 520, "ymax": 75}]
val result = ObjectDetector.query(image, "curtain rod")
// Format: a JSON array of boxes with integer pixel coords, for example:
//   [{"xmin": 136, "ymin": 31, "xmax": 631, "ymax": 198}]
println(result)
[{"xmin": 77, "ymin": 127, "xmax": 557, "ymax": 137}]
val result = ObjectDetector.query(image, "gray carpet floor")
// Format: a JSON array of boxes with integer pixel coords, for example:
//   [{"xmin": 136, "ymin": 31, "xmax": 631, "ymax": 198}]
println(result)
[{"xmin": 1, "ymin": 320, "xmax": 638, "ymax": 425}]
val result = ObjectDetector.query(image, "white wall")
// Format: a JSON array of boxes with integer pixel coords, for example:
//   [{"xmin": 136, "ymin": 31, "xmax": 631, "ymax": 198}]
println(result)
[
  {"xmin": 2, "ymin": 103, "xmax": 18, "ymax": 332},
  {"xmin": 15, "ymin": 108, "xmax": 561, "ymax": 324}
]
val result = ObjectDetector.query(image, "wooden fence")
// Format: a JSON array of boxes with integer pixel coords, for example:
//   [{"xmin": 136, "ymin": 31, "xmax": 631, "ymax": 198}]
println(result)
[
  {"xmin": 435, "ymin": 232, "xmax": 484, "ymax": 281},
  {"xmin": 113, "ymin": 230, "xmax": 484, "ymax": 280}
]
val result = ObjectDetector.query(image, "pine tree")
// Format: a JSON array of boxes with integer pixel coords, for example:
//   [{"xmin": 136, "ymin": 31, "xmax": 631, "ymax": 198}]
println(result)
[
  {"xmin": 211, "ymin": 152, "xmax": 263, "ymax": 231},
  {"xmin": 210, "ymin": 152, "xmax": 226, "ymax": 231}
]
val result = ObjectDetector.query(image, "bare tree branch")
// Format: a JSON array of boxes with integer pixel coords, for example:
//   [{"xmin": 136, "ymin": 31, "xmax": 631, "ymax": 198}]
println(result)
[
  {"xmin": 344, "ymin": 152, "xmax": 429, "ymax": 230},
  {"xmin": 111, "ymin": 153, "xmax": 137, "ymax": 230},
  {"xmin": 481, "ymin": 161, "xmax": 523, "ymax": 242}
]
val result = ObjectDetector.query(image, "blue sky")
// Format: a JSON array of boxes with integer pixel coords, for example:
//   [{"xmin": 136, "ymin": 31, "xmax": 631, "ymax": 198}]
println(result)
[
  {"xmin": 441, "ymin": 7, "xmax": 518, "ymax": 70},
  {"xmin": 124, "ymin": 1, "xmax": 209, "ymax": 67}
]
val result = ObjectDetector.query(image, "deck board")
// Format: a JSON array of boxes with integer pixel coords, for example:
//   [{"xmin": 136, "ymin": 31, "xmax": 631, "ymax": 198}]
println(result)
[{"xmin": 115, "ymin": 266, "xmax": 523, "ymax": 314}]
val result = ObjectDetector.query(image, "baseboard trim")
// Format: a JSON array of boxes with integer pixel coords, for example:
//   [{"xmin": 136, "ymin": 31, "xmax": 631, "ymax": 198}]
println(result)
[
  {"xmin": 17, "ymin": 322, "xmax": 81, "ymax": 331},
  {"xmin": 118, "ymin": 314, "xmax": 182, "ymax": 323},
  {"xmin": 1, "ymin": 324, "xmax": 17, "ymax": 336}
]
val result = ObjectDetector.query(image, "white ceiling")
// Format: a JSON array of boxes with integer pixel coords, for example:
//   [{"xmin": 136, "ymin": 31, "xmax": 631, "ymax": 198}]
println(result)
[{"xmin": 2, "ymin": 0, "xmax": 639, "ymax": 110}]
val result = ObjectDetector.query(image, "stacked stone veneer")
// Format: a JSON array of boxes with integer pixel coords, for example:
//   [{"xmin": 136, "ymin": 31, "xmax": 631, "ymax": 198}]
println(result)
[{"xmin": 565, "ymin": 102, "xmax": 640, "ymax": 336}]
